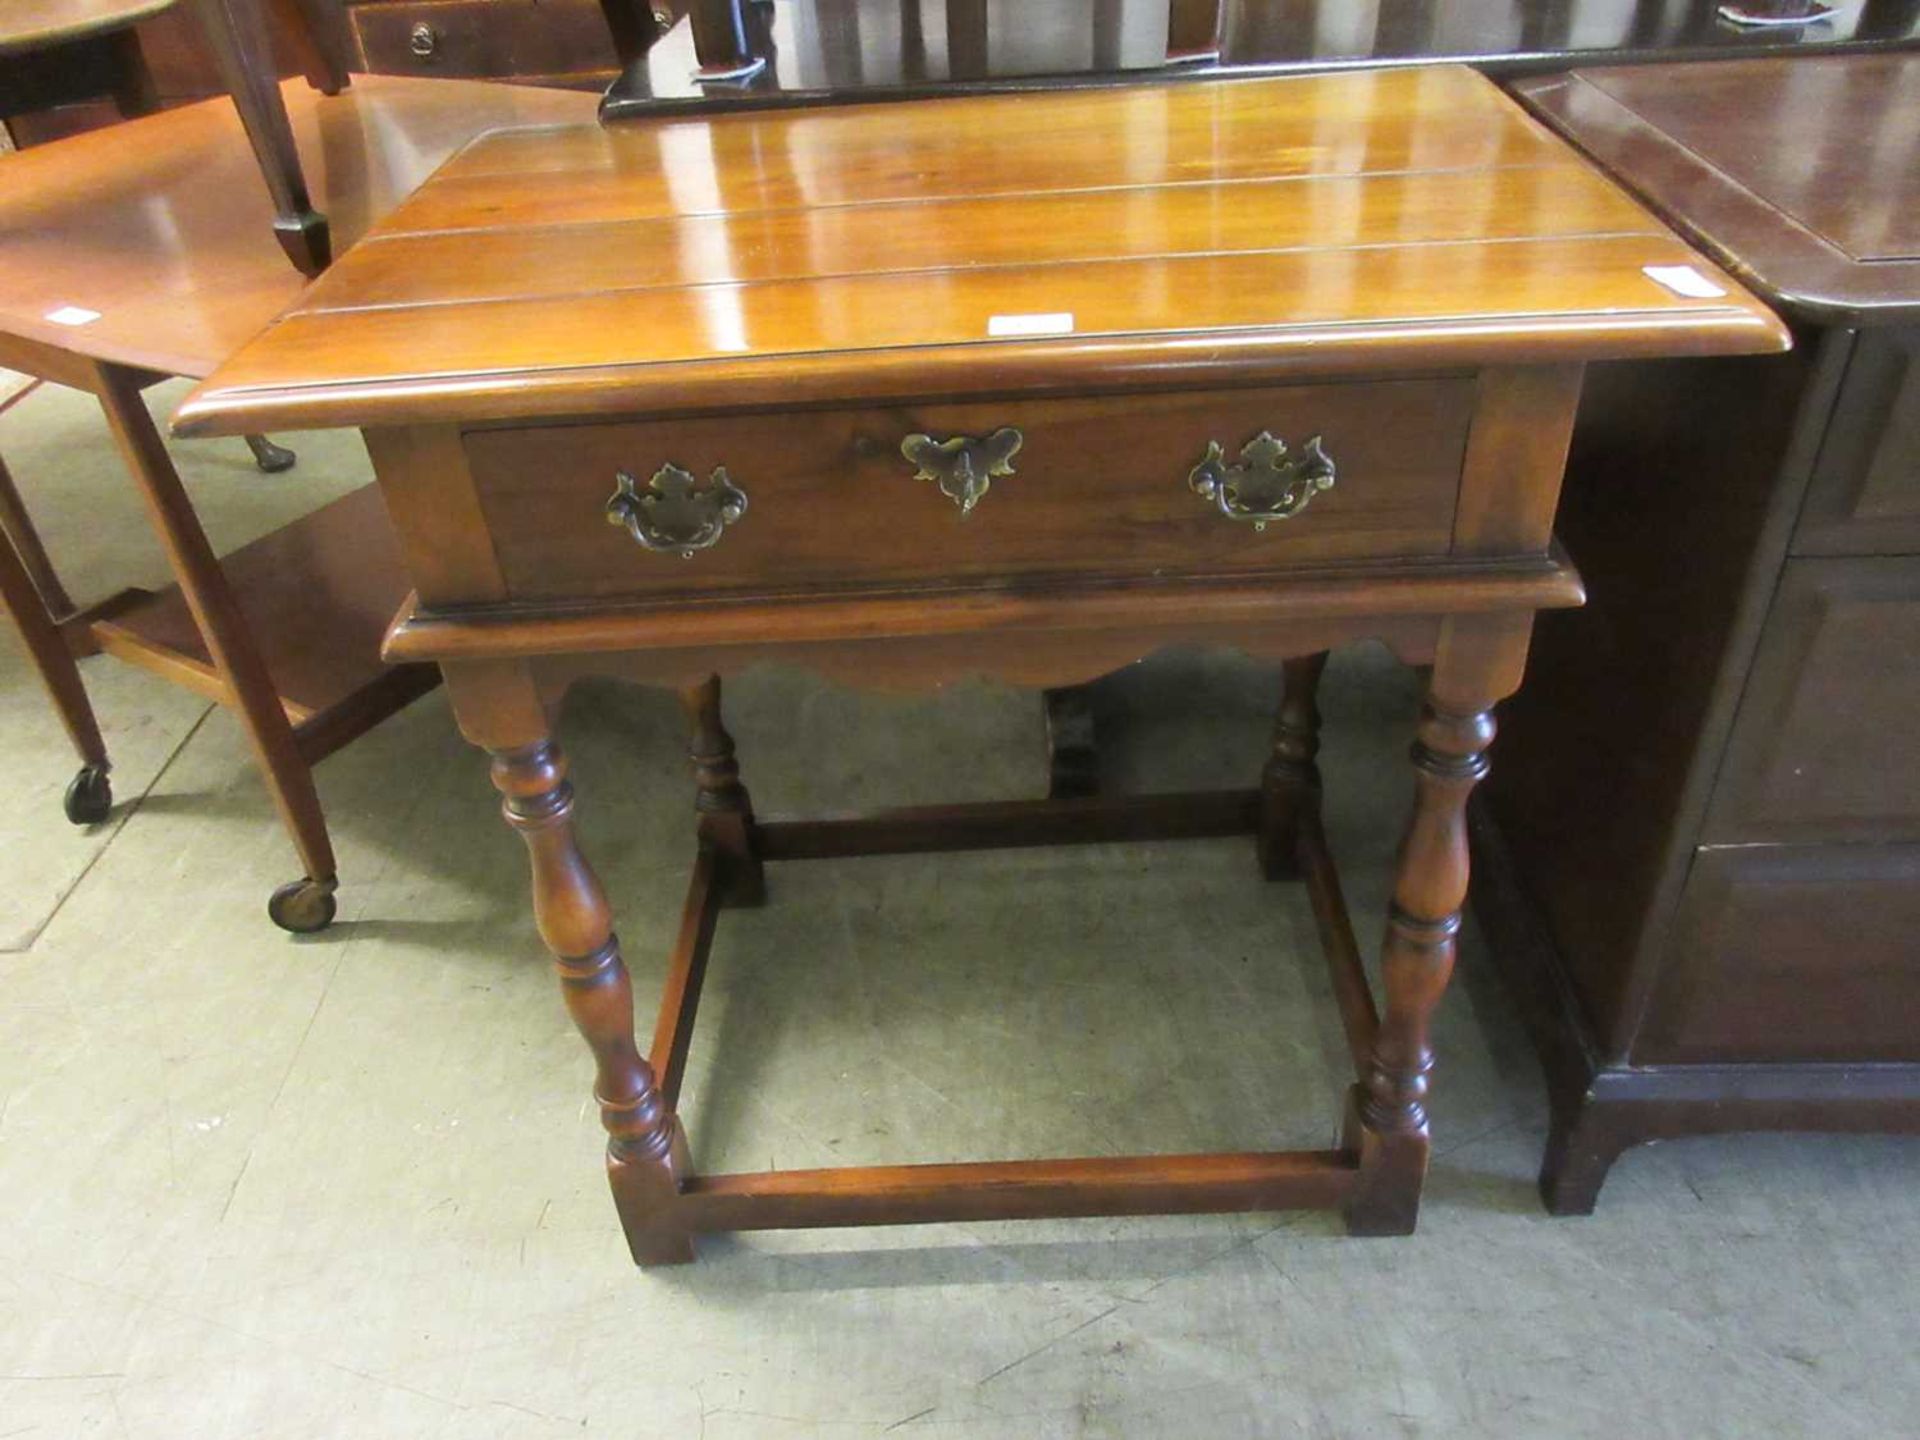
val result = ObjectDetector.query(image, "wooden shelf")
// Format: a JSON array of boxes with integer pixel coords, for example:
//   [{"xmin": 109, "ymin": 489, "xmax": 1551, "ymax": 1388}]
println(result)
[{"xmin": 90, "ymin": 484, "xmax": 434, "ymax": 756}]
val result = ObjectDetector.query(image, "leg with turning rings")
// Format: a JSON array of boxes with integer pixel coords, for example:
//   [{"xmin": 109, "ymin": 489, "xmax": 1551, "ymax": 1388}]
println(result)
[
  {"xmin": 1344, "ymin": 616, "xmax": 1529, "ymax": 1235},
  {"xmin": 1259, "ymin": 651, "xmax": 1328, "ymax": 879},
  {"xmin": 681, "ymin": 674, "xmax": 765, "ymax": 906},
  {"xmin": 491, "ymin": 737, "xmax": 693, "ymax": 1265}
]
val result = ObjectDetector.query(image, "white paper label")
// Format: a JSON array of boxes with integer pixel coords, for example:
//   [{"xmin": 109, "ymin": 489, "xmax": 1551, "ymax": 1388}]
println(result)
[
  {"xmin": 44, "ymin": 305, "xmax": 102, "ymax": 326},
  {"xmin": 1642, "ymin": 265, "xmax": 1727, "ymax": 300},
  {"xmin": 987, "ymin": 311, "xmax": 1075, "ymax": 338}
]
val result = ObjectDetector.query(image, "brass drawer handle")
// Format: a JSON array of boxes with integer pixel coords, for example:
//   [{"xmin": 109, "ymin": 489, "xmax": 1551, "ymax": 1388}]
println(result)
[
  {"xmin": 606, "ymin": 463, "xmax": 747, "ymax": 558},
  {"xmin": 901, "ymin": 427, "xmax": 1022, "ymax": 516},
  {"xmin": 408, "ymin": 21, "xmax": 438, "ymax": 57},
  {"xmin": 1189, "ymin": 432, "xmax": 1336, "ymax": 530}
]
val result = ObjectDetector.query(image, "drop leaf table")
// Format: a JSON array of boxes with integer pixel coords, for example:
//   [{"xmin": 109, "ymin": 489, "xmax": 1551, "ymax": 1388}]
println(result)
[{"xmin": 176, "ymin": 67, "xmax": 1785, "ymax": 1262}]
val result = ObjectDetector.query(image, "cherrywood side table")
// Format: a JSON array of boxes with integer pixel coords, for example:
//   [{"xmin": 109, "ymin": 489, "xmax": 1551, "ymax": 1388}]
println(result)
[
  {"xmin": 178, "ymin": 67, "xmax": 1784, "ymax": 1258},
  {"xmin": 0, "ymin": 73, "xmax": 596, "ymax": 930}
]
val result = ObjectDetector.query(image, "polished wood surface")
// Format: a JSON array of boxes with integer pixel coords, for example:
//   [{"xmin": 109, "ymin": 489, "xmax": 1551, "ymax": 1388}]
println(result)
[
  {"xmin": 608, "ymin": 0, "xmax": 1920, "ymax": 115},
  {"xmin": 0, "ymin": 0, "xmax": 176, "ymax": 52},
  {"xmin": 1479, "ymin": 54, "xmax": 1920, "ymax": 1214},
  {"xmin": 178, "ymin": 69, "xmax": 1783, "ymax": 1259},
  {"xmin": 0, "ymin": 74, "xmax": 600, "ymax": 377},
  {"xmin": 1514, "ymin": 54, "xmax": 1920, "ymax": 323},
  {"xmin": 175, "ymin": 68, "xmax": 1782, "ymax": 437}
]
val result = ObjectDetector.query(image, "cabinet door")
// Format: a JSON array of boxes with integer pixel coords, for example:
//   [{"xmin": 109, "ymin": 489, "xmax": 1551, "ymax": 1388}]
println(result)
[
  {"xmin": 1705, "ymin": 557, "xmax": 1920, "ymax": 844},
  {"xmin": 1795, "ymin": 326, "xmax": 1920, "ymax": 557},
  {"xmin": 1639, "ymin": 843, "xmax": 1920, "ymax": 1065}
]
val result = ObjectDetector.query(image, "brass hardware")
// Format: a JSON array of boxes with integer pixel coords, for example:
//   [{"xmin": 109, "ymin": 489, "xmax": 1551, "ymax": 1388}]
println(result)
[
  {"xmin": 1188, "ymin": 432, "xmax": 1336, "ymax": 530},
  {"xmin": 900, "ymin": 427, "xmax": 1023, "ymax": 516},
  {"xmin": 606, "ymin": 463, "xmax": 747, "ymax": 558},
  {"xmin": 408, "ymin": 21, "xmax": 438, "ymax": 56}
]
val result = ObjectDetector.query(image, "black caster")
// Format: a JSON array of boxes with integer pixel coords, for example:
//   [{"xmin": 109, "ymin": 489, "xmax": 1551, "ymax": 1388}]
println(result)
[
  {"xmin": 245, "ymin": 434, "xmax": 297, "ymax": 474},
  {"xmin": 268, "ymin": 876, "xmax": 337, "ymax": 933},
  {"xmin": 63, "ymin": 765, "xmax": 112, "ymax": 826}
]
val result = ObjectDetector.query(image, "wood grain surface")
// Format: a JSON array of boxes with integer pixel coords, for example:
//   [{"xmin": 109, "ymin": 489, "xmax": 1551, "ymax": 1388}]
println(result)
[
  {"xmin": 174, "ymin": 66, "xmax": 1787, "ymax": 437},
  {"xmin": 0, "ymin": 74, "xmax": 599, "ymax": 377}
]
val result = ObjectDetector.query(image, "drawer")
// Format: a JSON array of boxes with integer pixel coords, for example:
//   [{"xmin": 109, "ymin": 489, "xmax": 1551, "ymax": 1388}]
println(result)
[
  {"xmin": 461, "ymin": 379, "xmax": 1476, "ymax": 602},
  {"xmin": 1638, "ymin": 843, "xmax": 1920, "ymax": 1065},
  {"xmin": 1796, "ymin": 326, "xmax": 1920, "ymax": 557},
  {"xmin": 1705, "ymin": 557, "xmax": 1920, "ymax": 844},
  {"xmin": 347, "ymin": 0, "xmax": 621, "ymax": 86}
]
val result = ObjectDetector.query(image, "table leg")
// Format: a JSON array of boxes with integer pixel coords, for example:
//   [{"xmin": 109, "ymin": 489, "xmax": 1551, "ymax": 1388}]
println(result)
[
  {"xmin": 490, "ymin": 739, "xmax": 693, "ymax": 1265},
  {"xmin": 1345, "ymin": 616, "xmax": 1529, "ymax": 1235},
  {"xmin": 0, "ymin": 467, "xmax": 111, "ymax": 824},
  {"xmin": 1043, "ymin": 685, "xmax": 1099, "ymax": 799},
  {"xmin": 95, "ymin": 366, "xmax": 337, "ymax": 931},
  {"xmin": 681, "ymin": 674, "xmax": 764, "ymax": 905},
  {"xmin": 1259, "ymin": 651, "xmax": 1328, "ymax": 879},
  {"xmin": 190, "ymin": 0, "xmax": 332, "ymax": 275},
  {"xmin": 0, "ymin": 448, "xmax": 76, "ymax": 621}
]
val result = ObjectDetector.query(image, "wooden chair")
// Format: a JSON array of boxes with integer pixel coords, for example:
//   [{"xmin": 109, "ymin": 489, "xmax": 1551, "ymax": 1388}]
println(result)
[{"xmin": 677, "ymin": 0, "xmax": 1223, "ymax": 83}]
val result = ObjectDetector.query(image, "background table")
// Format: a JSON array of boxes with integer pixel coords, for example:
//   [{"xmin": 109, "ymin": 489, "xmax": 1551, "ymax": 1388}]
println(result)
[
  {"xmin": 0, "ymin": 73, "xmax": 597, "ymax": 929},
  {"xmin": 1474, "ymin": 52, "xmax": 1920, "ymax": 1211}
]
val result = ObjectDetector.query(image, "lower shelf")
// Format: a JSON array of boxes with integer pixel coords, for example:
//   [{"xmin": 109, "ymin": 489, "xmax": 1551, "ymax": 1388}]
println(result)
[{"xmin": 88, "ymin": 483, "xmax": 435, "ymax": 747}]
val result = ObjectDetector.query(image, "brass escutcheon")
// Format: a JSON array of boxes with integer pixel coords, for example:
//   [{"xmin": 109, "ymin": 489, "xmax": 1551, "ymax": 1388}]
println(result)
[{"xmin": 900, "ymin": 427, "xmax": 1023, "ymax": 516}]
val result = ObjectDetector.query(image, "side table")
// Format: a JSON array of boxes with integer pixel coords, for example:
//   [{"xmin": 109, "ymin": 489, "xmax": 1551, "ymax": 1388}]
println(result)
[{"xmin": 177, "ymin": 68, "xmax": 1784, "ymax": 1256}]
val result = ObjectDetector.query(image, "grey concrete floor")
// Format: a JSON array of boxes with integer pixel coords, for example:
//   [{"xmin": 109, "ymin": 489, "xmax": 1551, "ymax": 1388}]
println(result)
[{"xmin": 1, "ymin": 373, "xmax": 1916, "ymax": 1438}]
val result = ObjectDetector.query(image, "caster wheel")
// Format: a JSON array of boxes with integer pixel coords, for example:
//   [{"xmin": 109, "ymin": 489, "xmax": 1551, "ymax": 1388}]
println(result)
[
  {"xmin": 63, "ymin": 765, "xmax": 112, "ymax": 826},
  {"xmin": 245, "ymin": 434, "xmax": 297, "ymax": 474},
  {"xmin": 268, "ymin": 877, "xmax": 337, "ymax": 934}
]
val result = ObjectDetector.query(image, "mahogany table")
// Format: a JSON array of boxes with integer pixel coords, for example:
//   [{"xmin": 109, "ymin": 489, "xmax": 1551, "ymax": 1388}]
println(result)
[
  {"xmin": 178, "ymin": 67, "xmax": 1783, "ymax": 1259},
  {"xmin": 0, "ymin": 73, "xmax": 596, "ymax": 930}
]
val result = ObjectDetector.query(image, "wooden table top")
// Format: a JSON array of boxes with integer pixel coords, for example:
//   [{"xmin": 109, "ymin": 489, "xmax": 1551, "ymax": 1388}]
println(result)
[
  {"xmin": 0, "ymin": 74, "xmax": 599, "ymax": 378},
  {"xmin": 175, "ymin": 66, "xmax": 1787, "ymax": 438},
  {"xmin": 0, "ymin": 0, "xmax": 176, "ymax": 54},
  {"xmin": 1513, "ymin": 53, "xmax": 1920, "ymax": 324}
]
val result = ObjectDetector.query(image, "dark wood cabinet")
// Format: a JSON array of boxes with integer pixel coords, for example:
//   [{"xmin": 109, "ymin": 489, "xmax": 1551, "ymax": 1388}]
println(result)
[{"xmin": 1478, "ymin": 54, "xmax": 1920, "ymax": 1213}]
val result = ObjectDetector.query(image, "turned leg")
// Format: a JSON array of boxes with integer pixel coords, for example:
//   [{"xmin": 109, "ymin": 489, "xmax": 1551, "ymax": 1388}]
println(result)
[
  {"xmin": 493, "ymin": 740, "xmax": 693, "ymax": 1265},
  {"xmin": 680, "ymin": 674, "xmax": 765, "ymax": 906},
  {"xmin": 1043, "ymin": 685, "xmax": 1100, "ymax": 799},
  {"xmin": 1259, "ymin": 651, "xmax": 1328, "ymax": 879},
  {"xmin": 1345, "ymin": 618, "xmax": 1528, "ymax": 1235}
]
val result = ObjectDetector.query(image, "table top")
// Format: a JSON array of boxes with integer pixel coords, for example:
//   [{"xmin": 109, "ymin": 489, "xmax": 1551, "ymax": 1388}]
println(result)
[
  {"xmin": 1512, "ymin": 53, "xmax": 1920, "ymax": 324},
  {"xmin": 175, "ymin": 66, "xmax": 1786, "ymax": 439},
  {"xmin": 608, "ymin": 0, "xmax": 1920, "ymax": 116},
  {"xmin": 0, "ymin": 0, "xmax": 176, "ymax": 54},
  {"xmin": 0, "ymin": 74, "xmax": 599, "ymax": 378}
]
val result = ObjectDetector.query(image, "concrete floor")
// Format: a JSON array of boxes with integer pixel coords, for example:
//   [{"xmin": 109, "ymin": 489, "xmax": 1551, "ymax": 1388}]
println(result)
[{"xmin": 1, "ymin": 372, "xmax": 1915, "ymax": 1438}]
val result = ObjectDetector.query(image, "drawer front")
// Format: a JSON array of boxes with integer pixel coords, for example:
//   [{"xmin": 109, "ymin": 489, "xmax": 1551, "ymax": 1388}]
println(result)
[
  {"xmin": 1795, "ymin": 326, "xmax": 1920, "ymax": 557},
  {"xmin": 1705, "ymin": 557, "xmax": 1920, "ymax": 844},
  {"xmin": 348, "ymin": 0, "xmax": 619, "ymax": 85},
  {"xmin": 1639, "ymin": 843, "xmax": 1920, "ymax": 1065},
  {"xmin": 462, "ymin": 380, "xmax": 1474, "ymax": 602}
]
